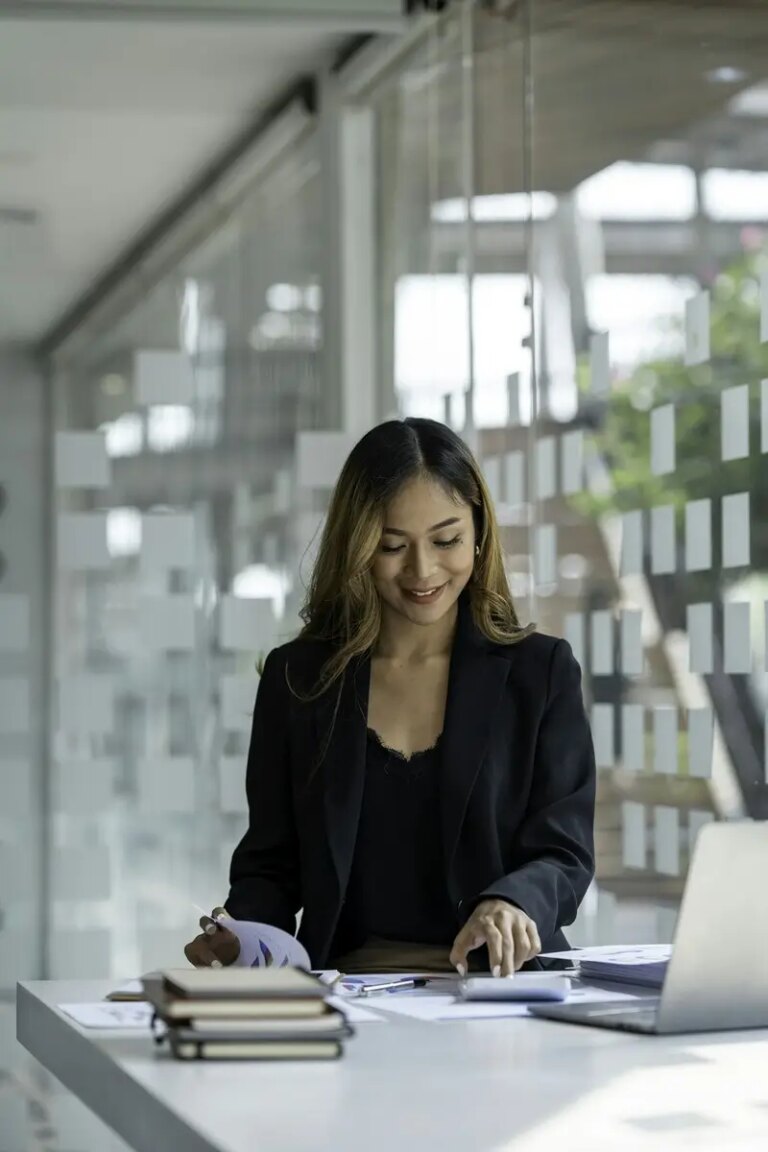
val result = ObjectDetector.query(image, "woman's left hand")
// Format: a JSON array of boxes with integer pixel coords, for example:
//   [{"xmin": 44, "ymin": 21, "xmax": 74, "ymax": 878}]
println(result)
[{"xmin": 449, "ymin": 899, "xmax": 541, "ymax": 977}]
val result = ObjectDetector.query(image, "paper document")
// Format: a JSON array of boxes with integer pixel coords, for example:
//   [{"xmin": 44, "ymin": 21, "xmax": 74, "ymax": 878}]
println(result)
[
  {"xmin": 220, "ymin": 916, "xmax": 311, "ymax": 970},
  {"xmin": 363, "ymin": 985, "xmax": 638, "ymax": 1023},
  {"xmin": 541, "ymin": 944, "xmax": 672, "ymax": 964},
  {"xmin": 105, "ymin": 979, "xmax": 145, "ymax": 1001},
  {"xmin": 326, "ymin": 996, "xmax": 386, "ymax": 1024},
  {"xmin": 60, "ymin": 1003, "xmax": 153, "ymax": 1030}
]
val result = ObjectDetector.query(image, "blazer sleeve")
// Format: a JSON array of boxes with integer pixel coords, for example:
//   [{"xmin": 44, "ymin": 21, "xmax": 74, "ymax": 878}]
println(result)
[
  {"xmin": 474, "ymin": 639, "xmax": 596, "ymax": 942},
  {"xmin": 226, "ymin": 648, "xmax": 301, "ymax": 934}
]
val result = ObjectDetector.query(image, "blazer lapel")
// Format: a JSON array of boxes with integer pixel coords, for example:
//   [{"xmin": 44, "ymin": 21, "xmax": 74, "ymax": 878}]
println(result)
[
  {"xmin": 316, "ymin": 653, "xmax": 370, "ymax": 897},
  {"xmin": 440, "ymin": 602, "xmax": 510, "ymax": 890}
]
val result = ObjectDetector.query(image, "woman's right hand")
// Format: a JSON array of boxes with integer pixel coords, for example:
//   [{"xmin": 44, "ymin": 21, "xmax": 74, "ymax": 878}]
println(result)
[{"xmin": 183, "ymin": 906, "xmax": 241, "ymax": 968}]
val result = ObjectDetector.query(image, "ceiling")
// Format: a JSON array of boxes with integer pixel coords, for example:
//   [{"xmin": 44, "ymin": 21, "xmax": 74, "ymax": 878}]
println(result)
[{"xmin": 0, "ymin": 16, "xmax": 348, "ymax": 344}]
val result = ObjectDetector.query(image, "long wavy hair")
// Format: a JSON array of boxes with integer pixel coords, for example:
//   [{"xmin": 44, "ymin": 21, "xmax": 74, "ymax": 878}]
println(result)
[{"xmin": 296, "ymin": 418, "xmax": 534, "ymax": 698}]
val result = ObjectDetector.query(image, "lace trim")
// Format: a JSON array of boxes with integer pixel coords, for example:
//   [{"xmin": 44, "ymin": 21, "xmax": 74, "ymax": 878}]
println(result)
[{"xmin": 366, "ymin": 727, "xmax": 442, "ymax": 763}]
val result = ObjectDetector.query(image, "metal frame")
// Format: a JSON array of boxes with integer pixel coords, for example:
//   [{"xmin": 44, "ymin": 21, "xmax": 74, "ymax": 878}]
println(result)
[
  {"xmin": 0, "ymin": 0, "xmax": 409, "ymax": 32},
  {"xmin": 41, "ymin": 87, "xmax": 317, "ymax": 361}
]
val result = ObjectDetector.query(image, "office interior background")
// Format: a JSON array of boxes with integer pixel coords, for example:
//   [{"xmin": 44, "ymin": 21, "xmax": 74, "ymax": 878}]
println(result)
[{"xmin": 2, "ymin": 0, "xmax": 768, "ymax": 1146}]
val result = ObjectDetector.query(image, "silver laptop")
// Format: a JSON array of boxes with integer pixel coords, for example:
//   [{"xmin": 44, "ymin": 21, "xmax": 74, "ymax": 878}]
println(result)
[{"xmin": 530, "ymin": 822, "xmax": 768, "ymax": 1035}]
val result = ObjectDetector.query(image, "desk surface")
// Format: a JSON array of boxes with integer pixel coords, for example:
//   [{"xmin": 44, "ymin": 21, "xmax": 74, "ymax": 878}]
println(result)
[{"xmin": 17, "ymin": 980, "xmax": 768, "ymax": 1152}]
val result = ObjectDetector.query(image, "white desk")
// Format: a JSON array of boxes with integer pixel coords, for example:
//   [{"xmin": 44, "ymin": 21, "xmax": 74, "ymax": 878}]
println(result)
[{"xmin": 17, "ymin": 980, "xmax": 768, "ymax": 1152}]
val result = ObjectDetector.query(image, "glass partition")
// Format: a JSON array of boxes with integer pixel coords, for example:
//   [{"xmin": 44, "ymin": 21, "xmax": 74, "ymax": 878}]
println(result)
[{"xmin": 49, "ymin": 136, "xmax": 327, "ymax": 979}]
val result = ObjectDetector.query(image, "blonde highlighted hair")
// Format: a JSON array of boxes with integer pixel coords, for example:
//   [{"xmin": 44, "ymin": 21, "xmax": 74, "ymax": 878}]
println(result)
[{"xmin": 296, "ymin": 418, "xmax": 533, "ymax": 697}]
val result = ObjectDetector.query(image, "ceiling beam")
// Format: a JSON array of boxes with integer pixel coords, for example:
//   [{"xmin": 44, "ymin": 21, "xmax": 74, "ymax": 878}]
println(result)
[{"xmin": 0, "ymin": 0, "xmax": 408, "ymax": 32}]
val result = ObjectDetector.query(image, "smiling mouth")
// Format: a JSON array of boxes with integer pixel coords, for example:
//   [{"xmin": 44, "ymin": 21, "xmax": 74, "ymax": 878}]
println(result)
[{"xmin": 401, "ymin": 584, "xmax": 447, "ymax": 604}]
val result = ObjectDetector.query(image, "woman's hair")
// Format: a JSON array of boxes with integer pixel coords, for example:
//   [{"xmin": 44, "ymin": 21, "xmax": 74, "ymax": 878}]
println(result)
[{"xmin": 296, "ymin": 417, "xmax": 534, "ymax": 697}]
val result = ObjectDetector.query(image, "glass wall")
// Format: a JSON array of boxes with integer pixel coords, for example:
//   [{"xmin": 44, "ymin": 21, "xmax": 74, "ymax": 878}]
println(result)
[
  {"xmin": 48, "ymin": 134, "xmax": 328, "ymax": 981},
  {"xmin": 371, "ymin": 0, "xmax": 768, "ymax": 945}
]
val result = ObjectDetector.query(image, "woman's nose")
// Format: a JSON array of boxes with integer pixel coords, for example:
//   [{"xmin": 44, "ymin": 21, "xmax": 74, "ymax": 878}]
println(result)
[{"xmin": 408, "ymin": 544, "xmax": 433, "ymax": 579}]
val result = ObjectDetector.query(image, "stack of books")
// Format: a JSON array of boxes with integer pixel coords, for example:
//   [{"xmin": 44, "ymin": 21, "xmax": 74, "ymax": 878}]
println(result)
[{"xmin": 142, "ymin": 967, "xmax": 352, "ymax": 1061}]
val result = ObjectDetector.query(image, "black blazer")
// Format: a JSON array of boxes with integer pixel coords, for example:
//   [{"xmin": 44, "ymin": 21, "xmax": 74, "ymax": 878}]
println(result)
[{"xmin": 227, "ymin": 602, "xmax": 596, "ymax": 968}]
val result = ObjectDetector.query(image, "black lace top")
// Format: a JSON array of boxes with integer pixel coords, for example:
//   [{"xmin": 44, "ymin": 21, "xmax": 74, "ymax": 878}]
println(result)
[{"xmin": 334, "ymin": 727, "xmax": 457, "ymax": 949}]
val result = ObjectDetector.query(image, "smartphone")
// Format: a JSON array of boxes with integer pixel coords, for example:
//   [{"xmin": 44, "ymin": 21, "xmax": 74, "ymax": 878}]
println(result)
[{"xmin": 459, "ymin": 974, "xmax": 571, "ymax": 1002}]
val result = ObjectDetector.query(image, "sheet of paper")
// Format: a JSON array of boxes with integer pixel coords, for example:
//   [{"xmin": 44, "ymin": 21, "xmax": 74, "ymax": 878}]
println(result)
[
  {"xmin": 541, "ymin": 944, "xmax": 672, "ymax": 964},
  {"xmin": 326, "ymin": 996, "xmax": 386, "ymax": 1024},
  {"xmin": 362, "ymin": 985, "xmax": 637, "ymax": 1022},
  {"xmin": 219, "ymin": 916, "xmax": 311, "ymax": 971},
  {"xmin": 60, "ymin": 1002, "xmax": 153, "ymax": 1030},
  {"xmin": 106, "ymin": 980, "xmax": 144, "ymax": 998}
]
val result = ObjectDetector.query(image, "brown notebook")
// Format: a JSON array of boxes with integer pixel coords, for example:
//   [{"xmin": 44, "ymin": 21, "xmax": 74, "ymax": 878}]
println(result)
[
  {"xmin": 143, "ymin": 968, "xmax": 329, "ymax": 1021},
  {"xmin": 168, "ymin": 1037, "xmax": 343, "ymax": 1061},
  {"xmin": 160, "ymin": 967, "xmax": 326, "ymax": 1000}
]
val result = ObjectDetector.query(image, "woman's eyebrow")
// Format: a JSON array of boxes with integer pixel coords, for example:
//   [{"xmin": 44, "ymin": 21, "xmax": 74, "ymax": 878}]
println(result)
[{"xmin": 382, "ymin": 517, "xmax": 461, "ymax": 536}]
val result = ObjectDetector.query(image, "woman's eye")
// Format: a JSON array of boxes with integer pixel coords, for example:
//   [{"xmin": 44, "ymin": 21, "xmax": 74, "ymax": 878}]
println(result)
[
  {"xmin": 434, "ymin": 535, "xmax": 462, "ymax": 549},
  {"xmin": 380, "ymin": 543, "xmax": 405, "ymax": 554}
]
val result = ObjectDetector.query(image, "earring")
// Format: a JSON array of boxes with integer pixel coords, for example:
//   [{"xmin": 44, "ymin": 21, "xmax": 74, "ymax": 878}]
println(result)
[{"xmin": 475, "ymin": 545, "xmax": 480, "ymax": 557}]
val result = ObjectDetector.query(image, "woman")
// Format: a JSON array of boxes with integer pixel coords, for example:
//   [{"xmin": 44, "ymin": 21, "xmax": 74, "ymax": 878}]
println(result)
[{"xmin": 185, "ymin": 418, "xmax": 595, "ymax": 977}]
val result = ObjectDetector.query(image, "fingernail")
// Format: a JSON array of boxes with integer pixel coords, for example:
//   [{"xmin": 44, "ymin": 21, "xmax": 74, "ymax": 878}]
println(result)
[
  {"xmin": 492, "ymin": 965, "xmax": 501, "ymax": 978},
  {"xmin": 210, "ymin": 959, "xmax": 223, "ymax": 969},
  {"xmin": 456, "ymin": 963, "xmax": 466, "ymax": 978}
]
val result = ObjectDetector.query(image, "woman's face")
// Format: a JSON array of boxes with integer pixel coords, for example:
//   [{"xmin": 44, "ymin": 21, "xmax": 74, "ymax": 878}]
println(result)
[{"xmin": 371, "ymin": 474, "xmax": 476, "ymax": 628}]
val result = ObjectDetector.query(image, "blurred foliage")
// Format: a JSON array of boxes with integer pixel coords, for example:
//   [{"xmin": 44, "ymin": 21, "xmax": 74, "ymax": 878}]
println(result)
[{"xmin": 573, "ymin": 255, "xmax": 768, "ymax": 581}]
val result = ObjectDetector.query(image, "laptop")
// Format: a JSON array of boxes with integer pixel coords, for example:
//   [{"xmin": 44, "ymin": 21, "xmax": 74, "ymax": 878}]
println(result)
[{"xmin": 530, "ymin": 821, "xmax": 768, "ymax": 1035}]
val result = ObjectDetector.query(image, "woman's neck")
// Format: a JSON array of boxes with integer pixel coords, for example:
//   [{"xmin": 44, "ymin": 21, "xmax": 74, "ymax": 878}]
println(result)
[{"xmin": 374, "ymin": 601, "xmax": 457, "ymax": 663}]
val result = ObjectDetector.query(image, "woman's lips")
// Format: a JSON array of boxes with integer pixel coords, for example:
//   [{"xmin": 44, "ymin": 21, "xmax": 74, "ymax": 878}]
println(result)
[{"xmin": 401, "ymin": 583, "xmax": 446, "ymax": 605}]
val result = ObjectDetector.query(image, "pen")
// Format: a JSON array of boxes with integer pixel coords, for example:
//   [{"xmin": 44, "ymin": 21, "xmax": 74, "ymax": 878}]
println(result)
[
  {"xmin": 193, "ymin": 903, "xmax": 218, "ymax": 936},
  {"xmin": 354, "ymin": 977, "xmax": 428, "ymax": 997}
]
